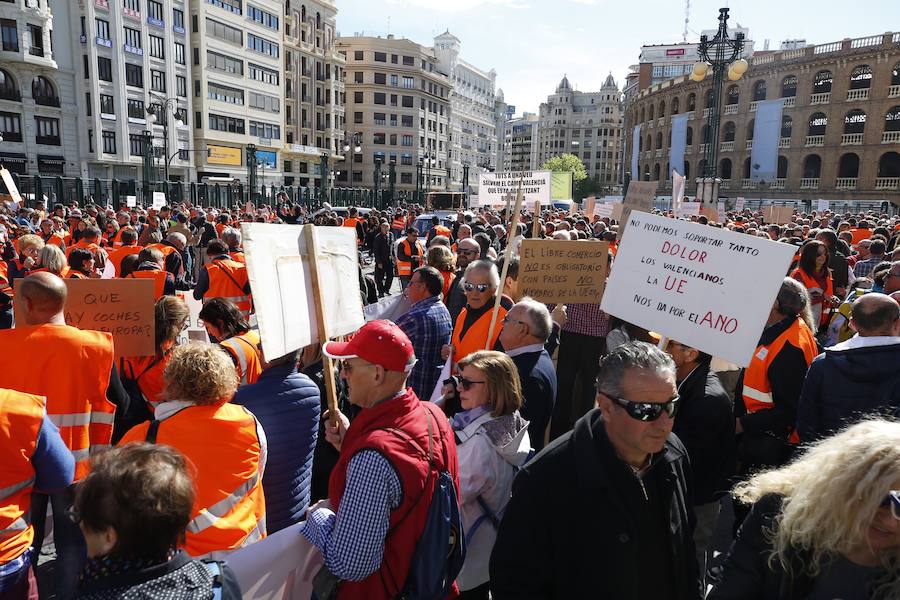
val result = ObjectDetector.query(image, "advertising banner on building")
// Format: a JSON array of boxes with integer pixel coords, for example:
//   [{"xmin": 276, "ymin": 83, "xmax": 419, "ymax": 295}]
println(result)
[
  {"xmin": 208, "ymin": 145, "xmax": 243, "ymax": 166},
  {"xmin": 669, "ymin": 114, "xmax": 689, "ymax": 180},
  {"xmin": 476, "ymin": 170, "xmax": 551, "ymax": 207},
  {"xmin": 750, "ymin": 99, "xmax": 785, "ymax": 181},
  {"xmin": 631, "ymin": 125, "xmax": 641, "ymax": 181}
]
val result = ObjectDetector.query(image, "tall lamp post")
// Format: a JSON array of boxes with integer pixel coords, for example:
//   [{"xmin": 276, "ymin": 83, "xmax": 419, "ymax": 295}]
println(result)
[
  {"xmin": 387, "ymin": 159, "xmax": 396, "ymax": 209},
  {"xmin": 246, "ymin": 143, "xmax": 258, "ymax": 206},
  {"xmin": 416, "ymin": 158, "xmax": 424, "ymax": 204},
  {"xmin": 146, "ymin": 94, "xmax": 185, "ymax": 184},
  {"xmin": 423, "ymin": 151, "xmax": 435, "ymax": 202},
  {"xmin": 462, "ymin": 162, "xmax": 470, "ymax": 198},
  {"xmin": 691, "ymin": 7, "xmax": 747, "ymax": 207},
  {"xmin": 342, "ymin": 132, "xmax": 362, "ymax": 193},
  {"xmin": 374, "ymin": 157, "xmax": 383, "ymax": 208},
  {"xmin": 320, "ymin": 151, "xmax": 330, "ymax": 204}
]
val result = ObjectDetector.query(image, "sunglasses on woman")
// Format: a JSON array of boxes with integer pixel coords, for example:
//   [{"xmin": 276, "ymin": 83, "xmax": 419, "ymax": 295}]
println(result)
[
  {"xmin": 457, "ymin": 377, "xmax": 486, "ymax": 391},
  {"xmin": 606, "ymin": 394, "xmax": 679, "ymax": 421},
  {"xmin": 880, "ymin": 490, "xmax": 900, "ymax": 520},
  {"xmin": 463, "ymin": 282, "xmax": 490, "ymax": 293}
]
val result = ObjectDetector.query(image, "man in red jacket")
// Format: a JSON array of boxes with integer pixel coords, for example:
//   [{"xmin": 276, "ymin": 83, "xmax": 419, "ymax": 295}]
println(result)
[{"xmin": 301, "ymin": 320, "xmax": 459, "ymax": 600}]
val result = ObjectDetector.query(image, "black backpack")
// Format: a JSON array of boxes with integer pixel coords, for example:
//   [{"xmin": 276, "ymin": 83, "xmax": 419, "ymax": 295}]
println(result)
[{"xmin": 113, "ymin": 356, "xmax": 157, "ymax": 443}]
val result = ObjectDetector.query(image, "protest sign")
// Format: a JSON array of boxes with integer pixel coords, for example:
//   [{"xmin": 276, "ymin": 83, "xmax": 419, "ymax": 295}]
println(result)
[
  {"xmin": 717, "ymin": 201, "xmax": 726, "ymax": 224},
  {"xmin": 763, "ymin": 205, "xmax": 794, "ymax": 225},
  {"xmin": 677, "ymin": 202, "xmax": 701, "ymax": 218},
  {"xmin": 476, "ymin": 170, "xmax": 550, "ymax": 207},
  {"xmin": 621, "ymin": 181, "xmax": 656, "ymax": 226},
  {"xmin": 735, "ymin": 197, "xmax": 745, "ymax": 212},
  {"xmin": 0, "ymin": 168, "xmax": 23, "ymax": 207},
  {"xmin": 176, "ymin": 293, "xmax": 209, "ymax": 344},
  {"xmin": 152, "ymin": 192, "xmax": 166, "ymax": 210},
  {"xmin": 16, "ymin": 278, "xmax": 155, "ymax": 358},
  {"xmin": 584, "ymin": 197, "xmax": 596, "ymax": 219},
  {"xmin": 364, "ymin": 294, "xmax": 412, "ymax": 323},
  {"xmin": 228, "ymin": 522, "xmax": 315, "ymax": 600},
  {"xmin": 817, "ymin": 199, "xmax": 829, "ymax": 212},
  {"xmin": 594, "ymin": 201, "xmax": 623, "ymax": 220},
  {"xmin": 519, "ymin": 239, "xmax": 609, "ymax": 303},
  {"xmin": 125, "ymin": 195, "xmax": 137, "ymax": 208},
  {"xmin": 600, "ymin": 211, "xmax": 796, "ymax": 366}
]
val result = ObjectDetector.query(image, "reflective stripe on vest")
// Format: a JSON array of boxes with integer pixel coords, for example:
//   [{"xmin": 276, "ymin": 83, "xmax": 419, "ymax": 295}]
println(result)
[
  {"xmin": 49, "ymin": 412, "xmax": 115, "ymax": 428},
  {"xmin": 742, "ymin": 386, "xmax": 773, "ymax": 405},
  {"xmin": 188, "ymin": 470, "xmax": 261, "ymax": 535},
  {"xmin": 222, "ymin": 338, "xmax": 249, "ymax": 384},
  {"xmin": 0, "ymin": 477, "xmax": 35, "ymax": 501},
  {"xmin": 0, "ymin": 516, "xmax": 29, "ymax": 541}
]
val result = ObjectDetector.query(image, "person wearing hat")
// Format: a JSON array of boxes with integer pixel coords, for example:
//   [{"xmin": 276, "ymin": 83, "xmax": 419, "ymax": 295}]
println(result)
[{"xmin": 302, "ymin": 320, "xmax": 460, "ymax": 600}]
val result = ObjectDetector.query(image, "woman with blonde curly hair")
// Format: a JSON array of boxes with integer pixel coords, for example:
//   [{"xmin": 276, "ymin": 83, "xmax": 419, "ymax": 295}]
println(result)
[
  {"xmin": 427, "ymin": 244, "xmax": 457, "ymax": 300},
  {"xmin": 709, "ymin": 418, "xmax": 900, "ymax": 600},
  {"xmin": 119, "ymin": 343, "xmax": 267, "ymax": 558}
]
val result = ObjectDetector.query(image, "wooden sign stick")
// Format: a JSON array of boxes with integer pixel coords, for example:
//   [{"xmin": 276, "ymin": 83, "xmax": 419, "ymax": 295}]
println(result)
[
  {"xmin": 303, "ymin": 224, "xmax": 340, "ymax": 428},
  {"xmin": 486, "ymin": 177, "xmax": 525, "ymax": 349},
  {"xmin": 532, "ymin": 200, "xmax": 541, "ymax": 238}
]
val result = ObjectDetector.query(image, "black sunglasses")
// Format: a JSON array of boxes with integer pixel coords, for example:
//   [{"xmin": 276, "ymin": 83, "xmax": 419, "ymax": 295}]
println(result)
[
  {"xmin": 606, "ymin": 394, "xmax": 679, "ymax": 421},
  {"xmin": 458, "ymin": 377, "xmax": 487, "ymax": 391},
  {"xmin": 464, "ymin": 282, "xmax": 490, "ymax": 293}
]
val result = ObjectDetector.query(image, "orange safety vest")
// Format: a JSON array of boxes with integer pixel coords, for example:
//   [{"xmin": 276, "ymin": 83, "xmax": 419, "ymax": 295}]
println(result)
[
  {"xmin": 343, "ymin": 218, "xmax": 363, "ymax": 246},
  {"xmin": 451, "ymin": 305, "xmax": 507, "ymax": 368},
  {"xmin": 119, "ymin": 402, "xmax": 266, "ymax": 558},
  {"xmin": 220, "ymin": 330, "xmax": 263, "ymax": 386},
  {"xmin": 0, "ymin": 388, "xmax": 44, "ymax": 564},
  {"xmin": 741, "ymin": 317, "xmax": 817, "ymax": 444},
  {"xmin": 791, "ymin": 268, "xmax": 833, "ymax": 327},
  {"xmin": 111, "ymin": 227, "xmax": 127, "ymax": 248},
  {"xmin": 850, "ymin": 228, "xmax": 870, "ymax": 246},
  {"xmin": 108, "ymin": 245, "xmax": 143, "ymax": 277},
  {"xmin": 148, "ymin": 243, "xmax": 178, "ymax": 260},
  {"xmin": 397, "ymin": 239, "xmax": 424, "ymax": 277},
  {"xmin": 67, "ymin": 270, "xmax": 89, "ymax": 279},
  {"xmin": 432, "ymin": 225, "xmax": 452, "ymax": 240},
  {"xmin": 391, "ymin": 217, "xmax": 406, "ymax": 233},
  {"xmin": 121, "ymin": 353, "xmax": 170, "ymax": 411},
  {"xmin": 127, "ymin": 269, "xmax": 169, "ymax": 300},
  {"xmin": 0, "ymin": 324, "xmax": 115, "ymax": 480},
  {"xmin": 215, "ymin": 223, "xmax": 227, "ymax": 238},
  {"xmin": 204, "ymin": 259, "xmax": 252, "ymax": 318},
  {"xmin": 41, "ymin": 232, "xmax": 66, "ymax": 250},
  {"xmin": 440, "ymin": 270, "xmax": 455, "ymax": 301},
  {"xmin": 29, "ymin": 266, "xmax": 70, "ymax": 278},
  {"xmin": 228, "ymin": 250, "xmax": 245, "ymax": 264},
  {"xmin": 65, "ymin": 239, "xmax": 100, "ymax": 258}
]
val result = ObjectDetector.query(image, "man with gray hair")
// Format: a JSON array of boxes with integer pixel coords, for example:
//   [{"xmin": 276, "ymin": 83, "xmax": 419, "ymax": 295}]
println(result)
[
  {"xmin": 156, "ymin": 231, "xmax": 191, "ymax": 289},
  {"xmin": 490, "ymin": 341, "xmax": 699, "ymax": 599},
  {"xmin": 221, "ymin": 226, "xmax": 245, "ymax": 263},
  {"xmin": 499, "ymin": 298, "xmax": 558, "ymax": 450}
]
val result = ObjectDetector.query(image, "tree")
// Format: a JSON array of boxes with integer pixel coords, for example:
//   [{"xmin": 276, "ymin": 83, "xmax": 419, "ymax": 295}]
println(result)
[
  {"xmin": 542, "ymin": 153, "xmax": 587, "ymax": 182},
  {"xmin": 575, "ymin": 174, "xmax": 601, "ymax": 200}
]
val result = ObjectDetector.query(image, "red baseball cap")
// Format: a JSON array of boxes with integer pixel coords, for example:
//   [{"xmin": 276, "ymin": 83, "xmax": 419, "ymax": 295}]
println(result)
[{"xmin": 323, "ymin": 320, "xmax": 417, "ymax": 373}]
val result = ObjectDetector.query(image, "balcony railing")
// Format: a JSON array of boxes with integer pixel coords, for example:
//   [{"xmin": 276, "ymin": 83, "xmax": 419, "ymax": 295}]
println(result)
[
  {"xmin": 841, "ymin": 133, "xmax": 864, "ymax": 145},
  {"xmin": 779, "ymin": 137, "xmax": 791, "ymax": 149},
  {"xmin": 723, "ymin": 104, "xmax": 738, "ymax": 115},
  {"xmin": 782, "ymin": 97, "xmax": 796, "ymax": 108},
  {"xmin": 745, "ymin": 140, "xmax": 753, "ymax": 150},
  {"xmin": 1, "ymin": 131, "xmax": 22, "ymax": 142},
  {"xmin": 720, "ymin": 179, "xmax": 732, "ymax": 189},
  {"xmin": 810, "ymin": 92, "xmax": 830, "ymax": 105},
  {"xmin": 846, "ymin": 88, "xmax": 869, "ymax": 101},
  {"xmin": 883, "ymin": 131, "xmax": 900, "ymax": 144},
  {"xmin": 657, "ymin": 117, "xmax": 665, "ymax": 127},
  {"xmin": 720, "ymin": 141, "xmax": 735, "ymax": 152},
  {"xmin": 684, "ymin": 144, "xmax": 693, "ymax": 154},
  {"xmin": 806, "ymin": 135, "xmax": 825, "ymax": 147},
  {"xmin": 0, "ymin": 88, "xmax": 21, "ymax": 102},
  {"xmin": 36, "ymin": 134, "xmax": 60, "ymax": 145},
  {"xmin": 698, "ymin": 143, "xmax": 709, "ymax": 154},
  {"xmin": 875, "ymin": 177, "xmax": 900, "ymax": 190},
  {"xmin": 741, "ymin": 178, "xmax": 758, "ymax": 189},
  {"xmin": 749, "ymin": 101, "xmax": 759, "ymax": 112},
  {"xmin": 889, "ymin": 85, "xmax": 900, "ymax": 98},
  {"xmin": 769, "ymin": 179, "xmax": 786, "ymax": 189},
  {"xmin": 655, "ymin": 149, "xmax": 663, "ymax": 157},
  {"xmin": 702, "ymin": 108, "xmax": 710, "ymax": 119},
  {"xmin": 800, "ymin": 178, "xmax": 820, "ymax": 189},
  {"xmin": 835, "ymin": 177, "xmax": 858, "ymax": 189},
  {"xmin": 685, "ymin": 110, "xmax": 695, "ymax": 120},
  {"xmin": 34, "ymin": 95, "xmax": 60, "ymax": 107}
]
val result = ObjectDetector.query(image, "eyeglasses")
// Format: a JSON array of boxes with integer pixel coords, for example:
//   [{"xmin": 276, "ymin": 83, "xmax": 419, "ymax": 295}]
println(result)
[
  {"xmin": 606, "ymin": 393, "xmax": 679, "ymax": 421},
  {"xmin": 464, "ymin": 282, "xmax": 491, "ymax": 293},
  {"xmin": 65, "ymin": 505, "xmax": 81, "ymax": 525},
  {"xmin": 458, "ymin": 377, "xmax": 487, "ymax": 391},
  {"xmin": 880, "ymin": 490, "xmax": 900, "ymax": 520}
]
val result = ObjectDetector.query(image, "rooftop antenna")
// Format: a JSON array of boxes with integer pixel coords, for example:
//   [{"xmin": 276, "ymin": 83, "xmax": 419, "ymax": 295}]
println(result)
[
  {"xmin": 682, "ymin": 0, "xmax": 690, "ymax": 43},
  {"xmin": 387, "ymin": 16, "xmax": 391, "ymax": 35}
]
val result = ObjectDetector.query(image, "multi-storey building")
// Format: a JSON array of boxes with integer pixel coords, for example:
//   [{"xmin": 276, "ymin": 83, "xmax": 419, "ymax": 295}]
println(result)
[
  {"xmin": 0, "ymin": 0, "xmax": 78, "ymax": 179},
  {"xmin": 624, "ymin": 31, "xmax": 900, "ymax": 204},
  {"xmin": 537, "ymin": 74, "xmax": 624, "ymax": 189},
  {"xmin": 432, "ymin": 31, "xmax": 496, "ymax": 190},
  {"xmin": 336, "ymin": 34, "xmax": 451, "ymax": 193},
  {"xmin": 282, "ymin": 0, "xmax": 344, "ymax": 189},
  {"xmin": 501, "ymin": 112, "xmax": 539, "ymax": 172},
  {"xmin": 190, "ymin": 0, "xmax": 284, "ymax": 183}
]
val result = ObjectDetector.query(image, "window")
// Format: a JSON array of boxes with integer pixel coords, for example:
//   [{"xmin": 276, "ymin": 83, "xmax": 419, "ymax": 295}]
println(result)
[
  {"xmin": 849, "ymin": 65, "xmax": 872, "ymax": 90},
  {"xmin": 752, "ymin": 80, "xmax": 767, "ymax": 102},
  {"xmin": 207, "ymin": 50, "xmax": 243, "ymax": 75},
  {"xmin": 147, "ymin": 0, "xmax": 163, "ymax": 21},
  {"xmin": 208, "ymin": 113, "xmax": 245, "ymax": 133},
  {"xmin": 781, "ymin": 75, "xmax": 797, "ymax": 98},
  {"xmin": 391, "ymin": 94, "xmax": 398, "ymax": 107},
  {"xmin": 374, "ymin": 52, "xmax": 386, "ymax": 62},
  {"xmin": 0, "ymin": 111, "xmax": 22, "ymax": 142},
  {"xmin": 99, "ymin": 94, "xmax": 114, "ymax": 116},
  {"xmin": 390, "ymin": 114, "xmax": 397, "ymax": 126},
  {"xmin": 401, "ymin": 115, "xmax": 413, "ymax": 127},
  {"xmin": 98, "ymin": 57, "xmax": 113, "ymax": 81},
  {"xmin": 354, "ymin": 50, "xmax": 363, "ymax": 60},
  {"xmin": 844, "ymin": 110, "xmax": 867, "ymax": 134},
  {"xmin": 127, "ymin": 98, "xmax": 145, "ymax": 119},
  {"xmin": 208, "ymin": 81, "xmax": 244, "ymax": 104},
  {"xmin": 248, "ymin": 63, "xmax": 278, "ymax": 85},
  {"xmin": 249, "ymin": 120, "xmax": 279, "ymax": 139},
  {"xmin": 101, "ymin": 130, "xmax": 116, "ymax": 154},
  {"xmin": 353, "ymin": 111, "xmax": 362, "ymax": 124},
  {"xmin": 35, "ymin": 116, "xmax": 60, "ymax": 145},
  {"xmin": 26, "ymin": 24, "xmax": 42, "ymax": 55},
  {"xmin": 124, "ymin": 0, "xmax": 141, "ymax": 14},
  {"xmin": 354, "ymin": 71, "xmax": 363, "ymax": 83},
  {"xmin": 207, "ymin": 0, "xmax": 241, "ymax": 14},
  {"xmin": 373, "ymin": 132, "xmax": 385, "ymax": 144},
  {"xmin": 402, "ymin": 55, "xmax": 414, "ymax": 66},
  {"xmin": 173, "ymin": 8, "xmax": 184, "ymax": 30},
  {"xmin": 813, "ymin": 70, "xmax": 833, "ymax": 94},
  {"xmin": 95, "ymin": 18, "xmax": 110, "ymax": 41},
  {"xmin": 1, "ymin": 19, "xmax": 19, "ymax": 52},
  {"xmin": 374, "ymin": 72, "xmax": 386, "ymax": 84},
  {"xmin": 247, "ymin": 33, "xmax": 278, "ymax": 58},
  {"xmin": 174, "ymin": 42, "xmax": 185, "ymax": 64},
  {"xmin": 124, "ymin": 27, "xmax": 141, "ymax": 50},
  {"xmin": 129, "ymin": 133, "xmax": 144, "ymax": 156},
  {"xmin": 401, "ymin": 134, "xmax": 413, "ymax": 146},
  {"xmin": 149, "ymin": 34, "xmax": 164, "ymax": 58},
  {"xmin": 125, "ymin": 63, "xmax": 143, "ymax": 87},
  {"xmin": 402, "ymin": 76, "xmax": 414, "ymax": 89},
  {"xmin": 85, "ymin": 93, "xmax": 91, "ymax": 116},
  {"xmin": 353, "ymin": 91, "xmax": 363, "ymax": 103},
  {"xmin": 150, "ymin": 69, "xmax": 165, "ymax": 92},
  {"xmin": 374, "ymin": 92, "xmax": 385, "ymax": 105},
  {"xmin": 83, "ymin": 54, "xmax": 89, "ymax": 78},
  {"xmin": 249, "ymin": 91, "xmax": 279, "ymax": 112},
  {"xmin": 400, "ymin": 172, "xmax": 412, "ymax": 184},
  {"xmin": 401, "ymin": 155, "xmax": 412, "ymax": 166},
  {"xmin": 374, "ymin": 112, "xmax": 386, "ymax": 125},
  {"xmin": 247, "ymin": 5, "xmax": 278, "ymax": 29},
  {"xmin": 206, "ymin": 18, "xmax": 241, "ymax": 44}
]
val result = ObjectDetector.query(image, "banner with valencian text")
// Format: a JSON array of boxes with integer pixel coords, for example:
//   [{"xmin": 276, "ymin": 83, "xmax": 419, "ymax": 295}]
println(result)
[
  {"xmin": 750, "ymin": 99, "xmax": 784, "ymax": 182},
  {"xmin": 669, "ymin": 113, "xmax": 689, "ymax": 181},
  {"xmin": 631, "ymin": 124, "xmax": 641, "ymax": 181}
]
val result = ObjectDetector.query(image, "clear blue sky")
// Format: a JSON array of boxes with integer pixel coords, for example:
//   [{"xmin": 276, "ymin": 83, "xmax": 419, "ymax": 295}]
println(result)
[{"xmin": 337, "ymin": 0, "xmax": 900, "ymax": 116}]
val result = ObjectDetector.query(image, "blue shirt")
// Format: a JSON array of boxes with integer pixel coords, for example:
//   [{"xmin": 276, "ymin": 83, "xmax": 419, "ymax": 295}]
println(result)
[{"xmin": 395, "ymin": 295, "xmax": 452, "ymax": 400}]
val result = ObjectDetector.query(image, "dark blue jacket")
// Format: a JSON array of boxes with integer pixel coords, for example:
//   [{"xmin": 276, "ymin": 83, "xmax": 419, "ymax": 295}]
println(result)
[
  {"xmin": 232, "ymin": 363, "xmax": 320, "ymax": 534},
  {"xmin": 511, "ymin": 349, "xmax": 557, "ymax": 451},
  {"xmin": 797, "ymin": 340, "xmax": 900, "ymax": 442}
]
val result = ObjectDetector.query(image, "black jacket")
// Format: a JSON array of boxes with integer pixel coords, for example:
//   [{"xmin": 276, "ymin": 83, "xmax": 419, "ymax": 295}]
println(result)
[
  {"xmin": 489, "ymin": 409, "xmax": 701, "ymax": 600},
  {"xmin": 510, "ymin": 348, "xmax": 557, "ymax": 452},
  {"xmin": 674, "ymin": 363, "xmax": 735, "ymax": 505},
  {"xmin": 797, "ymin": 340, "xmax": 900, "ymax": 442},
  {"xmin": 372, "ymin": 232, "xmax": 392, "ymax": 265}
]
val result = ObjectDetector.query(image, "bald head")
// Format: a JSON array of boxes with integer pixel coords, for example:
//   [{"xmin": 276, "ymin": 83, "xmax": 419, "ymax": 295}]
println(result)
[
  {"xmin": 850, "ymin": 293, "xmax": 900, "ymax": 337},
  {"xmin": 17, "ymin": 272, "xmax": 67, "ymax": 325}
]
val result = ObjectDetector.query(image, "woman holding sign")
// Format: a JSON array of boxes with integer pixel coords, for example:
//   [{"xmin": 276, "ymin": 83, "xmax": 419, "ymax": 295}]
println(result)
[{"xmin": 791, "ymin": 240, "xmax": 839, "ymax": 335}]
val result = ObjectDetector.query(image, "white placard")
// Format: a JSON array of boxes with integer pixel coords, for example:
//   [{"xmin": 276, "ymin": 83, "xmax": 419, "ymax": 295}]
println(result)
[
  {"xmin": 601, "ymin": 211, "xmax": 796, "ymax": 366},
  {"xmin": 817, "ymin": 199, "xmax": 829, "ymax": 212},
  {"xmin": 0, "ymin": 168, "xmax": 23, "ymax": 207},
  {"xmin": 176, "ymin": 294, "xmax": 209, "ymax": 345},
  {"xmin": 125, "ymin": 195, "xmax": 137, "ymax": 207},
  {"xmin": 476, "ymin": 170, "xmax": 551, "ymax": 207},
  {"xmin": 594, "ymin": 202, "xmax": 622, "ymax": 219},
  {"xmin": 717, "ymin": 201, "xmax": 726, "ymax": 223},
  {"xmin": 734, "ymin": 197, "xmax": 745, "ymax": 212},
  {"xmin": 152, "ymin": 191, "xmax": 166, "ymax": 210},
  {"xmin": 228, "ymin": 523, "xmax": 316, "ymax": 600},
  {"xmin": 677, "ymin": 202, "xmax": 701, "ymax": 218}
]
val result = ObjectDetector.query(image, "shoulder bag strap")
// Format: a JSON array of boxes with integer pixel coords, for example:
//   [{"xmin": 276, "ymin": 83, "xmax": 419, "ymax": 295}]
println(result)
[
  {"xmin": 211, "ymin": 260, "xmax": 245, "ymax": 294},
  {"xmin": 145, "ymin": 420, "xmax": 161, "ymax": 443}
]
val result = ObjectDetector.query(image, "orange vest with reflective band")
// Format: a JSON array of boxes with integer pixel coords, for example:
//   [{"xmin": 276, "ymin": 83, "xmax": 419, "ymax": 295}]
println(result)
[
  {"xmin": 128, "ymin": 269, "xmax": 169, "ymax": 300},
  {"xmin": 228, "ymin": 250, "xmax": 245, "ymax": 264},
  {"xmin": 204, "ymin": 259, "xmax": 252, "ymax": 317},
  {"xmin": 65, "ymin": 239, "xmax": 100, "ymax": 258},
  {"xmin": 0, "ymin": 324, "xmax": 114, "ymax": 480},
  {"xmin": 391, "ymin": 217, "xmax": 406, "ymax": 233},
  {"xmin": 433, "ymin": 225, "xmax": 452, "ymax": 240},
  {"xmin": 122, "ymin": 353, "xmax": 171, "ymax": 411},
  {"xmin": 451, "ymin": 305, "xmax": 507, "ymax": 368},
  {"xmin": 148, "ymin": 243, "xmax": 177, "ymax": 260},
  {"xmin": 220, "ymin": 330, "xmax": 263, "ymax": 386},
  {"xmin": 742, "ymin": 317, "xmax": 817, "ymax": 444},
  {"xmin": 0, "ymin": 388, "xmax": 44, "ymax": 563},
  {"xmin": 791, "ymin": 268, "xmax": 833, "ymax": 326},
  {"xmin": 397, "ymin": 239, "xmax": 424, "ymax": 277},
  {"xmin": 111, "ymin": 227, "xmax": 128, "ymax": 249},
  {"xmin": 108, "ymin": 245, "xmax": 142, "ymax": 277},
  {"xmin": 119, "ymin": 402, "xmax": 266, "ymax": 558}
]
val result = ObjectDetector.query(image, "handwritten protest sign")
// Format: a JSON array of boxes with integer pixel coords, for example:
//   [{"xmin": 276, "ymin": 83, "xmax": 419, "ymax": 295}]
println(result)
[
  {"xmin": 594, "ymin": 201, "xmax": 622, "ymax": 220},
  {"xmin": 519, "ymin": 239, "xmax": 609, "ymax": 303},
  {"xmin": 176, "ymin": 293, "xmax": 209, "ymax": 344},
  {"xmin": 763, "ymin": 205, "xmax": 794, "ymax": 225},
  {"xmin": 600, "ymin": 212, "xmax": 795, "ymax": 366},
  {"xmin": 676, "ymin": 202, "xmax": 701, "ymax": 218},
  {"xmin": 0, "ymin": 168, "xmax": 23, "ymax": 207},
  {"xmin": 621, "ymin": 181, "xmax": 656, "ymax": 227},
  {"xmin": 16, "ymin": 278, "xmax": 155, "ymax": 357},
  {"xmin": 734, "ymin": 197, "xmax": 745, "ymax": 212},
  {"xmin": 476, "ymin": 171, "xmax": 551, "ymax": 207},
  {"xmin": 152, "ymin": 192, "xmax": 166, "ymax": 210}
]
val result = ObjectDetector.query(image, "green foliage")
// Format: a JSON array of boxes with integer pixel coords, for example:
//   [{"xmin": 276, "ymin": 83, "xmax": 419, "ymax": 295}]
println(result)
[{"xmin": 542, "ymin": 153, "xmax": 587, "ymax": 182}]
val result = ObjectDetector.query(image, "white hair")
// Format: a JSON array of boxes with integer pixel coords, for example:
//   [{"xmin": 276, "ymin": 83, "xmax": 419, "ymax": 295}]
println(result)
[
  {"xmin": 221, "ymin": 227, "xmax": 242, "ymax": 248},
  {"xmin": 515, "ymin": 297, "xmax": 552, "ymax": 342},
  {"xmin": 552, "ymin": 231, "xmax": 571, "ymax": 240}
]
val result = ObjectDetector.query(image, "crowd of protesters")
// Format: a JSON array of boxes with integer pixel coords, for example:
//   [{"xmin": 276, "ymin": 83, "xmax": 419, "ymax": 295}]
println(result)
[{"xmin": 1, "ymin": 191, "xmax": 899, "ymax": 600}]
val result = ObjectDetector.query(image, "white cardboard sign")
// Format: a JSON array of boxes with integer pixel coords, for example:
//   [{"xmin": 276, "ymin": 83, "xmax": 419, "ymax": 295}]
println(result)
[
  {"xmin": 125, "ymin": 195, "xmax": 137, "ymax": 208},
  {"xmin": 0, "ymin": 168, "xmax": 23, "ymax": 207},
  {"xmin": 677, "ymin": 202, "xmax": 701, "ymax": 218},
  {"xmin": 152, "ymin": 192, "xmax": 166, "ymax": 210},
  {"xmin": 601, "ymin": 211, "xmax": 796, "ymax": 366},
  {"xmin": 817, "ymin": 199, "xmax": 829, "ymax": 212},
  {"xmin": 734, "ymin": 197, "xmax": 745, "ymax": 212},
  {"xmin": 476, "ymin": 170, "xmax": 551, "ymax": 207}
]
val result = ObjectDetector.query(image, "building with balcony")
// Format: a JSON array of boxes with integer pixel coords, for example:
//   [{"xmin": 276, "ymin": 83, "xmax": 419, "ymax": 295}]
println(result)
[
  {"xmin": 624, "ymin": 31, "xmax": 900, "ymax": 204},
  {"xmin": 500, "ymin": 111, "xmax": 539, "ymax": 173},
  {"xmin": 336, "ymin": 34, "xmax": 451, "ymax": 192},
  {"xmin": 0, "ymin": 0, "xmax": 79, "ymax": 178},
  {"xmin": 537, "ymin": 74, "xmax": 624, "ymax": 191},
  {"xmin": 282, "ymin": 0, "xmax": 344, "ymax": 188},
  {"xmin": 190, "ymin": 0, "xmax": 284, "ymax": 183}
]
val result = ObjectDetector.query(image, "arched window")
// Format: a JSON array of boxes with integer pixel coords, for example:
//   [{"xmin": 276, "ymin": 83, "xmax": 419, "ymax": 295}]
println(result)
[
  {"xmin": 720, "ymin": 158, "xmax": 732, "ymax": 179},
  {"xmin": 838, "ymin": 153, "xmax": 860, "ymax": 178},
  {"xmin": 849, "ymin": 65, "xmax": 872, "ymax": 90},
  {"xmin": 643, "ymin": 165, "xmax": 650, "ymax": 181},
  {"xmin": 813, "ymin": 70, "xmax": 833, "ymax": 93},
  {"xmin": 638, "ymin": 135, "xmax": 643, "ymax": 151},
  {"xmin": 684, "ymin": 161, "xmax": 691, "ymax": 179},
  {"xmin": 753, "ymin": 80, "xmax": 767, "ymax": 101},
  {"xmin": 640, "ymin": 107, "xmax": 645, "ymax": 122},
  {"xmin": 685, "ymin": 126, "xmax": 693, "ymax": 146},
  {"xmin": 704, "ymin": 89, "xmax": 714, "ymax": 109},
  {"xmin": 301, "ymin": 4, "xmax": 306, "ymax": 20},
  {"xmin": 671, "ymin": 97, "xmax": 680, "ymax": 115},
  {"xmin": 316, "ymin": 12, "xmax": 321, "ymax": 28},
  {"xmin": 843, "ymin": 109, "xmax": 866, "ymax": 134},
  {"xmin": 723, "ymin": 121, "xmax": 736, "ymax": 142},
  {"xmin": 31, "ymin": 76, "xmax": 56, "ymax": 105},
  {"xmin": 746, "ymin": 119, "xmax": 755, "ymax": 141},
  {"xmin": 686, "ymin": 93, "xmax": 696, "ymax": 111},
  {"xmin": 803, "ymin": 155, "xmax": 822, "ymax": 178},
  {"xmin": 808, "ymin": 112, "xmax": 827, "ymax": 136},
  {"xmin": 653, "ymin": 163, "xmax": 660, "ymax": 180},
  {"xmin": 726, "ymin": 85, "xmax": 739, "ymax": 105},
  {"xmin": 885, "ymin": 106, "xmax": 900, "ymax": 132},
  {"xmin": 656, "ymin": 132, "xmax": 663, "ymax": 149},
  {"xmin": 743, "ymin": 157, "xmax": 751, "ymax": 179},
  {"xmin": 646, "ymin": 134, "xmax": 652, "ymax": 150},
  {"xmin": 777, "ymin": 156, "xmax": 788, "ymax": 179},
  {"xmin": 701, "ymin": 124, "xmax": 709, "ymax": 145},
  {"xmin": 878, "ymin": 152, "xmax": 900, "ymax": 178},
  {"xmin": 665, "ymin": 162, "xmax": 670, "ymax": 180},
  {"xmin": 0, "ymin": 69, "xmax": 18, "ymax": 101},
  {"xmin": 648, "ymin": 104, "xmax": 654, "ymax": 120},
  {"xmin": 666, "ymin": 130, "xmax": 672, "ymax": 147},
  {"xmin": 781, "ymin": 75, "xmax": 797, "ymax": 98},
  {"xmin": 781, "ymin": 115, "xmax": 792, "ymax": 139},
  {"xmin": 658, "ymin": 100, "xmax": 665, "ymax": 117}
]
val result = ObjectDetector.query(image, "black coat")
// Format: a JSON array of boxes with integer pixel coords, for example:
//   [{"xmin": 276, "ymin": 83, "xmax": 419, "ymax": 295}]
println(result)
[
  {"xmin": 372, "ymin": 232, "xmax": 392, "ymax": 265},
  {"xmin": 510, "ymin": 349, "xmax": 557, "ymax": 452},
  {"xmin": 674, "ymin": 363, "xmax": 735, "ymax": 504},
  {"xmin": 489, "ymin": 409, "xmax": 701, "ymax": 600}
]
